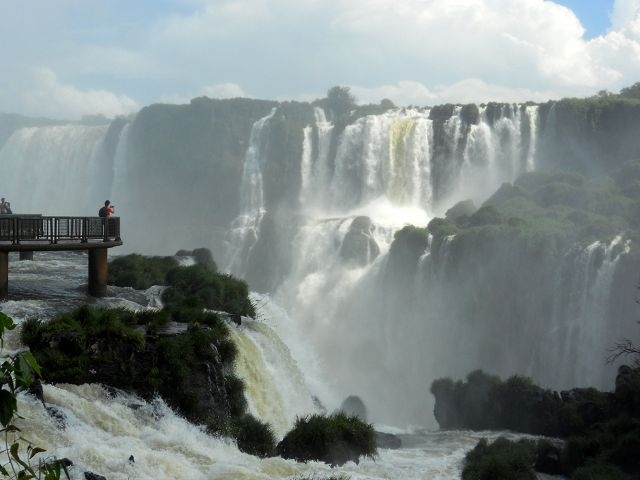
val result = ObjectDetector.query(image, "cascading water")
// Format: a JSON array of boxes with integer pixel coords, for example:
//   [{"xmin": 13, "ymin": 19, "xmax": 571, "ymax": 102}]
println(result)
[
  {"xmin": 109, "ymin": 121, "xmax": 133, "ymax": 212},
  {"xmin": 0, "ymin": 125, "xmax": 110, "ymax": 214},
  {"xmin": 257, "ymin": 104, "xmax": 549, "ymax": 425},
  {"xmin": 300, "ymin": 107, "xmax": 333, "ymax": 208},
  {"xmin": 223, "ymin": 109, "xmax": 276, "ymax": 275},
  {"xmin": 547, "ymin": 235, "xmax": 632, "ymax": 389}
]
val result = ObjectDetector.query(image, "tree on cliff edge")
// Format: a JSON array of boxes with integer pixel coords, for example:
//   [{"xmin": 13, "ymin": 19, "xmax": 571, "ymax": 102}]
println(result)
[
  {"xmin": 619, "ymin": 82, "xmax": 640, "ymax": 99},
  {"xmin": 326, "ymin": 85, "xmax": 356, "ymax": 120}
]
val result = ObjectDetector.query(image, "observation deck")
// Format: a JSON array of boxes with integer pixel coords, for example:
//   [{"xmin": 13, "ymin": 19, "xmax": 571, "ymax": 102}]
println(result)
[{"xmin": 0, "ymin": 215, "xmax": 123, "ymax": 299}]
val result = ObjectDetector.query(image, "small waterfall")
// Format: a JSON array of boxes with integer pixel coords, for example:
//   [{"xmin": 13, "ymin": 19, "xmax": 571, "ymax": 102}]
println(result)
[
  {"xmin": 549, "ymin": 235, "xmax": 631, "ymax": 389},
  {"xmin": 229, "ymin": 317, "xmax": 320, "ymax": 438},
  {"xmin": 223, "ymin": 109, "xmax": 276, "ymax": 274},
  {"xmin": 109, "ymin": 122, "xmax": 133, "ymax": 209},
  {"xmin": 525, "ymin": 105, "xmax": 538, "ymax": 171},
  {"xmin": 388, "ymin": 116, "xmax": 417, "ymax": 203},
  {"xmin": 0, "ymin": 125, "xmax": 109, "ymax": 214},
  {"xmin": 306, "ymin": 109, "xmax": 435, "ymax": 214},
  {"xmin": 299, "ymin": 124, "xmax": 313, "ymax": 205},
  {"xmin": 300, "ymin": 107, "xmax": 334, "ymax": 210}
]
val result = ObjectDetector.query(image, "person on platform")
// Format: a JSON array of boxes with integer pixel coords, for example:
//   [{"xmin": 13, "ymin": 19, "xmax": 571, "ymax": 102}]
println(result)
[
  {"xmin": 0, "ymin": 198, "xmax": 12, "ymax": 214},
  {"xmin": 98, "ymin": 200, "xmax": 115, "ymax": 218}
]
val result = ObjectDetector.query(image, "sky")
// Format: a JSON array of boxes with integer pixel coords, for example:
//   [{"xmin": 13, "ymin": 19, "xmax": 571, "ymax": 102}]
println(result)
[{"xmin": 1, "ymin": 0, "xmax": 639, "ymax": 120}]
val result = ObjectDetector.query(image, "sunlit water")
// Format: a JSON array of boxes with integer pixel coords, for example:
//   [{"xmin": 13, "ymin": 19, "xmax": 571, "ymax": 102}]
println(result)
[{"xmin": 0, "ymin": 252, "xmax": 545, "ymax": 480}]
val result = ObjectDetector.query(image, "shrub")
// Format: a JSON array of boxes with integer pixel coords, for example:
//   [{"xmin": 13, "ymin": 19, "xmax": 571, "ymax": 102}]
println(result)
[
  {"xmin": 109, "ymin": 254, "xmax": 178, "ymax": 289},
  {"xmin": 462, "ymin": 437, "xmax": 537, "ymax": 480},
  {"xmin": 232, "ymin": 414, "xmax": 276, "ymax": 458},
  {"xmin": 277, "ymin": 412, "xmax": 376, "ymax": 466},
  {"xmin": 162, "ymin": 265, "xmax": 255, "ymax": 316}
]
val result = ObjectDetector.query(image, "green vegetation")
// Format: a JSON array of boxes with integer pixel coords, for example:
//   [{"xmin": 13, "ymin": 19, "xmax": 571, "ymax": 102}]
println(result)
[
  {"xmin": 109, "ymin": 249, "xmax": 255, "ymax": 317},
  {"xmin": 19, "ymin": 305, "xmax": 260, "ymax": 457},
  {"xmin": 443, "ymin": 163, "xmax": 640, "ymax": 249},
  {"xmin": 276, "ymin": 412, "xmax": 377, "ymax": 466},
  {"xmin": 431, "ymin": 369, "xmax": 610, "ymax": 437},
  {"xmin": 162, "ymin": 265, "xmax": 254, "ymax": 316},
  {"xmin": 109, "ymin": 253, "xmax": 179, "ymax": 289},
  {"xmin": 230, "ymin": 414, "xmax": 276, "ymax": 458},
  {"xmin": 436, "ymin": 366, "xmax": 640, "ymax": 479},
  {"xmin": 462, "ymin": 437, "xmax": 538, "ymax": 480},
  {"xmin": 19, "ymin": 306, "xmax": 242, "ymax": 417},
  {"xmin": 0, "ymin": 312, "xmax": 69, "ymax": 479}
]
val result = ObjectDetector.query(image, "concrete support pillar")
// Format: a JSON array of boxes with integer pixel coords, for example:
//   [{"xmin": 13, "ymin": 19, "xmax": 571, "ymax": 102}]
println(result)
[
  {"xmin": 0, "ymin": 252, "xmax": 8, "ymax": 300},
  {"xmin": 19, "ymin": 251, "xmax": 33, "ymax": 261},
  {"xmin": 88, "ymin": 248, "xmax": 108, "ymax": 297}
]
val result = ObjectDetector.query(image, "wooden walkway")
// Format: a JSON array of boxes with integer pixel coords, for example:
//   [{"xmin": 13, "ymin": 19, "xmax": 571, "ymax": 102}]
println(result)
[{"xmin": 0, "ymin": 215, "xmax": 123, "ymax": 298}]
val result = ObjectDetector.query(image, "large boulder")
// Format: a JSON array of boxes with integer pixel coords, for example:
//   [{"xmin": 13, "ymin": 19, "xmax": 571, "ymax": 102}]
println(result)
[
  {"xmin": 338, "ymin": 395, "xmax": 367, "ymax": 420},
  {"xmin": 445, "ymin": 199, "xmax": 476, "ymax": 221},
  {"xmin": 340, "ymin": 216, "xmax": 380, "ymax": 267}
]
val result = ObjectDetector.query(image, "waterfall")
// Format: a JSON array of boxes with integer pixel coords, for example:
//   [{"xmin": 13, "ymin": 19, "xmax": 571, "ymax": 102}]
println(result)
[
  {"xmin": 548, "ymin": 235, "xmax": 632, "ymax": 389},
  {"xmin": 229, "ymin": 312, "xmax": 321, "ymax": 438},
  {"xmin": 525, "ymin": 105, "xmax": 538, "ymax": 171},
  {"xmin": 0, "ymin": 125, "xmax": 110, "ymax": 215},
  {"xmin": 223, "ymin": 109, "xmax": 276, "ymax": 274},
  {"xmin": 1, "ymin": 100, "xmax": 632, "ymax": 428},
  {"xmin": 109, "ymin": 122, "xmax": 133, "ymax": 211},
  {"xmin": 300, "ymin": 107, "xmax": 334, "ymax": 210}
]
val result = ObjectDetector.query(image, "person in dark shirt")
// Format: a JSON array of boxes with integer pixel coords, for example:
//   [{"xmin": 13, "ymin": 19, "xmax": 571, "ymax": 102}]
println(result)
[{"xmin": 98, "ymin": 200, "xmax": 115, "ymax": 217}]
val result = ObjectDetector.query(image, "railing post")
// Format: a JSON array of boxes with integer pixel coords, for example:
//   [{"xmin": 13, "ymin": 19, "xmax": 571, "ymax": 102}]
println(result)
[
  {"xmin": 103, "ymin": 217, "xmax": 109, "ymax": 242},
  {"xmin": 0, "ymin": 252, "xmax": 7, "ymax": 300},
  {"xmin": 81, "ymin": 217, "xmax": 88, "ymax": 242},
  {"xmin": 11, "ymin": 217, "xmax": 17, "ymax": 245}
]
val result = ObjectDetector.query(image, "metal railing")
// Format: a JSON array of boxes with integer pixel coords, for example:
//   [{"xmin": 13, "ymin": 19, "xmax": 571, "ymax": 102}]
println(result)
[{"xmin": 0, "ymin": 215, "xmax": 120, "ymax": 244}]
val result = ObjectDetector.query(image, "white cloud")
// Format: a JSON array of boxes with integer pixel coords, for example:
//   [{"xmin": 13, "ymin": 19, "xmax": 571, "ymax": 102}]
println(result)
[
  {"xmin": 349, "ymin": 79, "xmax": 560, "ymax": 106},
  {"xmin": 158, "ymin": 83, "xmax": 249, "ymax": 105},
  {"xmin": 156, "ymin": 0, "xmax": 274, "ymax": 40},
  {"xmin": 584, "ymin": 0, "xmax": 640, "ymax": 91},
  {"xmin": 21, "ymin": 68, "xmax": 139, "ymax": 120},
  {"xmin": 349, "ymin": 81, "xmax": 437, "ymax": 106},
  {"xmin": 201, "ymin": 83, "xmax": 247, "ymax": 98},
  {"xmin": 610, "ymin": 0, "xmax": 640, "ymax": 31},
  {"xmin": 4, "ymin": 0, "xmax": 640, "ymax": 118}
]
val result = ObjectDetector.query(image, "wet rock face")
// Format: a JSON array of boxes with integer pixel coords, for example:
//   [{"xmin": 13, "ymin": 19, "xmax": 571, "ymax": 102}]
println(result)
[
  {"xmin": 339, "ymin": 395, "xmax": 368, "ymax": 420},
  {"xmin": 340, "ymin": 216, "xmax": 380, "ymax": 267},
  {"xmin": 445, "ymin": 199, "xmax": 476, "ymax": 221},
  {"xmin": 614, "ymin": 364, "xmax": 640, "ymax": 413}
]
